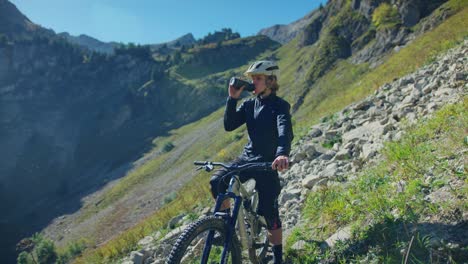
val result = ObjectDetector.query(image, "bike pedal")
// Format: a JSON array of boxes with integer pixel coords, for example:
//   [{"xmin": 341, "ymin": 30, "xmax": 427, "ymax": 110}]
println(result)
[{"xmin": 253, "ymin": 243, "xmax": 266, "ymax": 249}]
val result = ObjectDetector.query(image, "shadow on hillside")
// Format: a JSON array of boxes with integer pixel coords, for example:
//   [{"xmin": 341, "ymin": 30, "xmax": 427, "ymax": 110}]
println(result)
[
  {"xmin": 0, "ymin": 141, "xmax": 154, "ymax": 264},
  {"xmin": 327, "ymin": 219, "xmax": 468, "ymax": 263},
  {"xmin": 0, "ymin": 105, "xmax": 221, "ymax": 263}
]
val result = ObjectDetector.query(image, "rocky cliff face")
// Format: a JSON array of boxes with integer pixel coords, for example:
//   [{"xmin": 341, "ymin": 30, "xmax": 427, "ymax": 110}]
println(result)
[
  {"xmin": 259, "ymin": 0, "xmax": 448, "ymax": 65},
  {"xmin": 257, "ymin": 9, "xmax": 322, "ymax": 44}
]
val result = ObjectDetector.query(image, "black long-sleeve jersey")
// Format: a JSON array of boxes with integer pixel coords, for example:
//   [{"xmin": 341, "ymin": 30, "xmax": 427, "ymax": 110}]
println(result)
[{"xmin": 224, "ymin": 94, "xmax": 294, "ymax": 162}]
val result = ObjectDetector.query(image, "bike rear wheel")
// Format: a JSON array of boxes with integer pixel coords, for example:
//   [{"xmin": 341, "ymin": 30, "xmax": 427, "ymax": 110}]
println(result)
[
  {"xmin": 248, "ymin": 220, "xmax": 269, "ymax": 264},
  {"xmin": 166, "ymin": 216, "xmax": 241, "ymax": 264}
]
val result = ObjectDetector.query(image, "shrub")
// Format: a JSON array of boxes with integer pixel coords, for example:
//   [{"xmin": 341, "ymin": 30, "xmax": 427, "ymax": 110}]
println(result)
[
  {"xmin": 17, "ymin": 252, "xmax": 30, "ymax": 264},
  {"xmin": 35, "ymin": 239, "xmax": 57, "ymax": 263},
  {"xmin": 372, "ymin": 3, "xmax": 401, "ymax": 30},
  {"xmin": 163, "ymin": 192, "xmax": 177, "ymax": 205},
  {"xmin": 17, "ymin": 233, "xmax": 58, "ymax": 264},
  {"xmin": 0, "ymin": 34, "xmax": 9, "ymax": 45},
  {"xmin": 162, "ymin": 141, "xmax": 175, "ymax": 152}
]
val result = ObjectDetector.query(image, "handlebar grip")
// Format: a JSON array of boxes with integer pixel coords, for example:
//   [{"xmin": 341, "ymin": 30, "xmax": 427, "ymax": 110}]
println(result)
[{"xmin": 194, "ymin": 161, "xmax": 207, "ymax": 165}]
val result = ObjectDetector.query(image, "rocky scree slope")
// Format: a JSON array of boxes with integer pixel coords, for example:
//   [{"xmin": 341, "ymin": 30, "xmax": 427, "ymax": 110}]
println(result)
[{"xmin": 120, "ymin": 40, "xmax": 466, "ymax": 264}]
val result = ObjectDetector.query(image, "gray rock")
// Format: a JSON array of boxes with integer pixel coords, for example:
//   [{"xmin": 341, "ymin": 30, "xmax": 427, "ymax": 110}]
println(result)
[
  {"xmin": 321, "ymin": 163, "xmax": 338, "ymax": 178},
  {"xmin": 130, "ymin": 251, "xmax": 144, "ymax": 264},
  {"xmin": 393, "ymin": 131, "xmax": 405, "ymax": 141},
  {"xmin": 163, "ymin": 224, "xmax": 189, "ymax": 240},
  {"xmin": 342, "ymin": 121, "xmax": 384, "ymax": 144},
  {"xmin": 319, "ymin": 150, "xmax": 336, "ymax": 160},
  {"xmin": 138, "ymin": 236, "xmax": 154, "ymax": 248},
  {"xmin": 291, "ymin": 240, "xmax": 306, "ymax": 251},
  {"xmin": 324, "ymin": 129, "xmax": 340, "ymax": 140},
  {"xmin": 302, "ymin": 174, "xmax": 322, "ymax": 189},
  {"xmin": 353, "ymin": 100, "xmax": 373, "ymax": 111},
  {"xmin": 168, "ymin": 213, "xmax": 186, "ymax": 229},
  {"xmin": 291, "ymin": 151, "xmax": 306, "ymax": 163},
  {"xmin": 422, "ymin": 81, "xmax": 438, "ymax": 94},
  {"xmin": 398, "ymin": 76, "xmax": 414, "ymax": 87},
  {"xmin": 303, "ymin": 144, "xmax": 320, "ymax": 160},
  {"xmin": 280, "ymin": 188, "xmax": 301, "ymax": 204},
  {"xmin": 360, "ymin": 143, "xmax": 382, "ymax": 160},
  {"xmin": 454, "ymin": 72, "xmax": 466, "ymax": 81},
  {"xmin": 334, "ymin": 148, "xmax": 351, "ymax": 160},
  {"xmin": 309, "ymin": 127, "xmax": 323, "ymax": 137},
  {"xmin": 325, "ymin": 226, "xmax": 352, "ymax": 248},
  {"xmin": 414, "ymin": 78, "xmax": 428, "ymax": 90}
]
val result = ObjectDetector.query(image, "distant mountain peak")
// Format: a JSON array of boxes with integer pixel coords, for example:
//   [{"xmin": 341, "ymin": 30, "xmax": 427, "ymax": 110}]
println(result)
[
  {"xmin": 257, "ymin": 8, "xmax": 321, "ymax": 44},
  {"xmin": 0, "ymin": 0, "xmax": 53, "ymax": 39}
]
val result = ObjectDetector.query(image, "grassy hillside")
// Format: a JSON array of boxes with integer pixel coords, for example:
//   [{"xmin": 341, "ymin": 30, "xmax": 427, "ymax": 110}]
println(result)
[
  {"xmin": 286, "ymin": 97, "xmax": 467, "ymax": 263},
  {"xmin": 278, "ymin": 1, "xmax": 468, "ymax": 138},
  {"xmin": 175, "ymin": 35, "xmax": 280, "ymax": 79},
  {"xmin": 16, "ymin": 1, "xmax": 465, "ymax": 263}
]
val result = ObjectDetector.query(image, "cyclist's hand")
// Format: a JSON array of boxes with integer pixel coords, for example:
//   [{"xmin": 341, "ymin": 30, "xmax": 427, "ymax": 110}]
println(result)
[
  {"xmin": 272, "ymin": 155, "xmax": 289, "ymax": 172},
  {"xmin": 228, "ymin": 85, "xmax": 244, "ymax": 99}
]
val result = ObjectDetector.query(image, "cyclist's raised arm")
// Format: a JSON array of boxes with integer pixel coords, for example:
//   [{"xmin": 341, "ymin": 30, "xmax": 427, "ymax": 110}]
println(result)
[{"xmin": 224, "ymin": 97, "xmax": 247, "ymax": 131}]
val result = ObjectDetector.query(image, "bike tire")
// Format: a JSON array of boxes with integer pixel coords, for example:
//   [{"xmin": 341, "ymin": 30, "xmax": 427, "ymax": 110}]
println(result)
[
  {"xmin": 166, "ymin": 216, "xmax": 242, "ymax": 264},
  {"xmin": 246, "ymin": 191, "xmax": 269, "ymax": 264},
  {"xmin": 248, "ymin": 220, "xmax": 269, "ymax": 264}
]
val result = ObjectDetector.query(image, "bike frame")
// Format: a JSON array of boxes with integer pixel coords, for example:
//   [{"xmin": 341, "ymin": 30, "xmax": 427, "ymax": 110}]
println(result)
[{"xmin": 195, "ymin": 161, "xmax": 271, "ymax": 264}]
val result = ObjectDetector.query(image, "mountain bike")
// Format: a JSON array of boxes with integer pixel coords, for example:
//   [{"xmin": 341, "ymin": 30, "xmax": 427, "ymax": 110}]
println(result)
[{"xmin": 166, "ymin": 161, "xmax": 274, "ymax": 264}]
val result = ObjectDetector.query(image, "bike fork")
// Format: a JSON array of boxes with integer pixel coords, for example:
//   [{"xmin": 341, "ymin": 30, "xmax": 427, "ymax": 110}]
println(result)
[{"xmin": 201, "ymin": 194, "xmax": 241, "ymax": 264}]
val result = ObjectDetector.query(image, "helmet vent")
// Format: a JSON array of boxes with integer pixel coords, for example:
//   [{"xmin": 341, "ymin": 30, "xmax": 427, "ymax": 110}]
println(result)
[
  {"xmin": 255, "ymin": 62, "xmax": 263, "ymax": 69},
  {"xmin": 265, "ymin": 66, "xmax": 279, "ymax": 71}
]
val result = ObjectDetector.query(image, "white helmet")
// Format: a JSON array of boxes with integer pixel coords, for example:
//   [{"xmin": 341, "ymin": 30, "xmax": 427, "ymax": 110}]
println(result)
[{"xmin": 244, "ymin": 60, "xmax": 280, "ymax": 78}]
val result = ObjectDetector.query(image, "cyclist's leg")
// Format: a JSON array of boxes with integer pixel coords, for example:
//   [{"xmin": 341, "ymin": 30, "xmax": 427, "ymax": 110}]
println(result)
[
  {"xmin": 209, "ymin": 157, "xmax": 245, "ymax": 211},
  {"xmin": 255, "ymin": 172, "xmax": 283, "ymax": 264}
]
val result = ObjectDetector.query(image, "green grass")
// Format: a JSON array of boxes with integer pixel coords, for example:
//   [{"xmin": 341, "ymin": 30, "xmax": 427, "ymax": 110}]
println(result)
[{"xmin": 286, "ymin": 98, "xmax": 468, "ymax": 263}]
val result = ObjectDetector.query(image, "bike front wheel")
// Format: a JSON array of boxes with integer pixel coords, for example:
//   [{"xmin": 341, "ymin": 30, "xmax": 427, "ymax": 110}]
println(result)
[{"xmin": 166, "ymin": 216, "xmax": 242, "ymax": 264}]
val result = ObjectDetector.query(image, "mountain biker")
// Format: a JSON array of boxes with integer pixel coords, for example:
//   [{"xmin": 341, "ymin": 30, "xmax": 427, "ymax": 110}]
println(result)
[{"xmin": 210, "ymin": 60, "xmax": 293, "ymax": 264}]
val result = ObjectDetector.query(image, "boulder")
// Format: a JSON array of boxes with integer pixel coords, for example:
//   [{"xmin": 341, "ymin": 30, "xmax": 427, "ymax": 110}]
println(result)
[
  {"xmin": 321, "ymin": 163, "xmax": 339, "ymax": 178},
  {"xmin": 168, "ymin": 213, "xmax": 186, "ymax": 229},
  {"xmin": 302, "ymin": 174, "xmax": 322, "ymax": 189},
  {"xmin": 334, "ymin": 148, "xmax": 351, "ymax": 160},
  {"xmin": 360, "ymin": 143, "xmax": 382, "ymax": 160},
  {"xmin": 309, "ymin": 127, "xmax": 323, "ymax": 137},
  {"xmin": 325, "ymin": 226, "xmax": 352, "ymax": 248}
]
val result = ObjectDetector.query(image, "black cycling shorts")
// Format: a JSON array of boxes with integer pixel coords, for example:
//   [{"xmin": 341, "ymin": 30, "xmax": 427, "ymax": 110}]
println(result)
[{"xmin": 209, "ymin": 158, "xmax": 282, "ymax": 229}]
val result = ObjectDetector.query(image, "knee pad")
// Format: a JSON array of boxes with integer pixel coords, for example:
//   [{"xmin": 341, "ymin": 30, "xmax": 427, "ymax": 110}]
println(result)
[
  {"xmin": 265, "ymin": 215, "xmax": 282, "ymax": 230},
  {"xmin": 209, "ymin": 176, "xmax": 220, "ymax": 199}
]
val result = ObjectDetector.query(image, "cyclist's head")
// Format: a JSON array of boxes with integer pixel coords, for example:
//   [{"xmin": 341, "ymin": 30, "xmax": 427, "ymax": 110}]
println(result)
[{"xmin": 244, "ymin": 60, "xmax": 280, "ymax": 93}]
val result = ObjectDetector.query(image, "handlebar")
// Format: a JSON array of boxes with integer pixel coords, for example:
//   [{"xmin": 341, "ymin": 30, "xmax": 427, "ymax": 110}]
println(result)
[{"xmin": 194, "ymin": 161, "xmax": 273, "ymax": 172}]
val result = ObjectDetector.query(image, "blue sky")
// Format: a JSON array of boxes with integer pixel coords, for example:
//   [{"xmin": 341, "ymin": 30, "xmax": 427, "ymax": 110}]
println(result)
[{"xmin": 11, "ymin": 0, "xmax": 326, "ymax": 44}]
